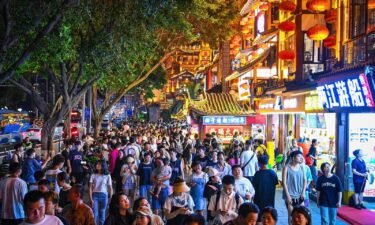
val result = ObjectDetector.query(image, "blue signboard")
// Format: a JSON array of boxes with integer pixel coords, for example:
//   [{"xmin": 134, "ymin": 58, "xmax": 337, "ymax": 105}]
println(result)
[
  {"xmin": 316, "ymin": 72, "xmax": 375, "ymax": 110},
  {"xmin": 203, "ymin": 116, "xmax": 246, "ymax": 125}
]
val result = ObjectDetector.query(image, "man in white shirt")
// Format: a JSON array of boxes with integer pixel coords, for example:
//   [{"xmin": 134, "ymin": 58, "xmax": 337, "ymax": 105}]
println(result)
[
  {"xmin": 285, "ymin": 130, "xmax": 294, "ymax": 154},
  {"xmin": 232, "ymin": 165, "xmax": 255, "ymax": 202},
  {"xmin": 21, "ymin": 190, "xmax": 63, "ymax": 225},
  {"xmin": 240, "ymin": 141, "xmax": 258, "ymax": 179},
  {"xmin": 208, "ymin": 175, "xmax": 244, "ymax": 224},
  {"xmin": 124, "ymin": 137, "xmax": 141, "ymax": 163},
  {"xmin": 0, "ymin": 163, "xmax": 28, "ymax": 225},
  {"xmin": 253, "ymin": 129, "xmax": 265, "ymax": 143}
]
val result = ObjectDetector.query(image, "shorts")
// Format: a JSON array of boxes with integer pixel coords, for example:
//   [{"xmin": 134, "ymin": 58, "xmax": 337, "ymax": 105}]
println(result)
[
  {"xmin": 285, "ymin": 197, "xmax": 304, "ymax": 208},
  {"xmin": 354, "ymin": 182, "xmax": 366, "ymax": 194}
]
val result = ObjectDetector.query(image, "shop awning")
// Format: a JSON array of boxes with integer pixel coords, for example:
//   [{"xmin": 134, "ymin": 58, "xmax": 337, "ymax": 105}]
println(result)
[
  {"xmin": 252, "ymin": 29, "xmax": 278, "ymax": 46},
  {"xmin": 240, "ymin": 0, "xmax": 261, "ymax": 16},
  {"xmin": 225, "ymin": 46, "xmax": 272, "ymax": 82}
]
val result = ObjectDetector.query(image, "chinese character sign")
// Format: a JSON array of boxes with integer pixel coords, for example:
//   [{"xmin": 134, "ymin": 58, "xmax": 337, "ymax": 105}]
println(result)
[
  {"xmin": 204, "ymin": 126, "xmax": 244, "ymax": 144},
  {"xmin": 316, "ymin": 73, "xmax": 375, "ymax": 109},
  {"xmin": 203, "ymin": 116, "xmax": 247, "ymax": 125}
]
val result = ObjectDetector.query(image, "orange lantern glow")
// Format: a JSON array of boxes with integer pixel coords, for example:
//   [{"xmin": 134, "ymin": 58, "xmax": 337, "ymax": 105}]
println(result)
[
  {"xmin": 324, "ymin": 9, "xmax": 337, "ymax": 23},
  {"xmin": 240, "ymin": 17, "xmax": 249, "ymax": 26},
  {"xmin": 369, "ymin": 0, "xmax": 375, "ymax": 9},
  {"xmin": 241, "ymin": 26, "xmax": 250, "ymax": 34},
  {"xmin": 279, "ymin": 50, "xmax": 296, "ymax": 60},
  {"xmin": 306, "ymin": 0, "xmax": 329, "ymax": 13},
  {"xmin": 259, "ymin": 3, "xmax": 269, "ymax": 11},
  {"xmin": 279, "ymin": 1, "xmax": 297, "ymax": 12},
  {"xmin": 307, "ymin": 24, "xmax": 329, "ymax": 41},
  {"xmin": 278, "ymin": 21, "xmax": 296, "ymax": 32},
  {"xmin": 323, "ymin": 35, "xmax": 336, "ymax": 48},
  {"xmin": 243, "ymin": 33, "xmax": 252, "ymax": 39}
]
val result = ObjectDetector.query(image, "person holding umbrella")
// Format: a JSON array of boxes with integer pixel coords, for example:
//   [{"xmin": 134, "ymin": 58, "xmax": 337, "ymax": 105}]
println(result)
[{"xmin": 352, "ymin": 149, "xmax": 368, "ymax": 209}]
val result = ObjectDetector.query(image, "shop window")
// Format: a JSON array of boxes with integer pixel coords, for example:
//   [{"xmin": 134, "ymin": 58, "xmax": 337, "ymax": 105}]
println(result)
[
  {"xmin": 303, "ymin": 33, "xmax": 324, "ymax": 63},
  {"xmin": 368, "ymin": 32, "xmax": 375, "ymax": 60},
  {"xmin": 344, "ymin": 36, "xmax": 366, "ymax": 66},
  {"xmin": 368, "ymin": 7, "xmax": 375, "ymax": 33},
  {"xmin": 350, "ymin": 0, "xmax": 366, "ymax": 38}
]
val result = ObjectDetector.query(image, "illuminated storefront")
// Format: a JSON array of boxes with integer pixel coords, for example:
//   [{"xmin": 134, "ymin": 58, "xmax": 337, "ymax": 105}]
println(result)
[
  {"xmin": 202, "ymin": 116, "xmax": 265, "ymax": 144},
  {"xmin": 301, "ymin": 92, "xmax": 336, "ymax": 168},
  {"xmin": 316, "ymin": 66, "xmax": 375, "ymax": 200}
]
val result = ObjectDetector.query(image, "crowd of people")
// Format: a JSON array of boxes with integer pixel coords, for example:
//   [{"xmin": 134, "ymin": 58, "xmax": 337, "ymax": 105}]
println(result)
[{"xmin": 0, "ymin": 120, "xmax": 367, "ymax": 225}]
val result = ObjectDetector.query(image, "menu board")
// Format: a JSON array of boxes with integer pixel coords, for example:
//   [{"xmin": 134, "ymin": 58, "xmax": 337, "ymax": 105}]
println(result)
[{"xmin": 349, "ymin": 113, "xmax": 375, "ymax": 197}]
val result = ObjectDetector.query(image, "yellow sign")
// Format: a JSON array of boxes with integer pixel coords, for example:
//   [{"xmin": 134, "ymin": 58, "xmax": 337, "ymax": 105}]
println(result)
[{"xmin": 305, "ymin": 95, "xmax": 324, "ymax": 112}]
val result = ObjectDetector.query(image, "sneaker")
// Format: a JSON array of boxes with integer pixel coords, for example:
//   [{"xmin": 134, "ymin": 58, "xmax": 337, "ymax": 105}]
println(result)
[
  {"xmin": 360, "ymin": 203, "xmax": 367, "ymax": 209},
  {"xmin": 355, "ymin": 204, "xmax": 362, "ymax": 210}
]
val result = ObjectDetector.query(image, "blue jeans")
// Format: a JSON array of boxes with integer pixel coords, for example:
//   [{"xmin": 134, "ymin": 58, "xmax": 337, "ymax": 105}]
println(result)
[
  {"xmin": 320, "ymin": 206, "xmax": 337, "ymax": 225},
  {"xmin": 140, "ymin": 185, "xmax": 153, "ymax": 204},
  {"xmin": 93, "ymin": 192, "xmax": 108, "ymax": 225},
  {"xmin": 310, "ymin": 166, "xmax": 318, "ymax": 188},
  {"xmin": 152, "ymin": 187, "xmax": 169, "ymax": 210}
]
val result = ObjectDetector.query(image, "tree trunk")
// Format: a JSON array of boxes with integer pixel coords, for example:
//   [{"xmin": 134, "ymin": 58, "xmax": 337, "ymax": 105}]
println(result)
[
  {"xmin": 93, "ymin": 114, "xmax": 103, "ymax": 138},
  {"xmin": 41, "ymin": 117, "xmax": 59, "ymax": 155}
]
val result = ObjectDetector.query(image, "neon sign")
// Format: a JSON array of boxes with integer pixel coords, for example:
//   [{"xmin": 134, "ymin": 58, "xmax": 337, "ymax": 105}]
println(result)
[
  {"xmin": 203, "ymin": 116, "xmax": 246, "ymax": 125},
  {"xmin": 317, "ymin": 73, "xmax": 375, "ymax": 109}
]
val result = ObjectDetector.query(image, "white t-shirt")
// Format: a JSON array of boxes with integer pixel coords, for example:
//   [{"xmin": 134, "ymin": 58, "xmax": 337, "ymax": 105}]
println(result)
[
  {"xmin": 21, "ymin": 215, "xmax": 63, "ymax": 225},
  {"xmin": 45, "ymin": 169, "xmax": 62, "ymax": 194},
  {"xmin": 240, "ymin": 150, "xmax": 258, "ymax": 177},
  {"xmin": 234, "ymin": 177, "xmax": 255, "ymax": 199},
  {"xmin": 89, "ymin": 174, "xmax": 112, "ymax": 193}
]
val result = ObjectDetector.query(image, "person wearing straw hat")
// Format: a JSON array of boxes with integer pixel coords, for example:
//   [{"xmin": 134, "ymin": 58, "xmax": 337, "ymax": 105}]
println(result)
[
  {"xmin": 164, "ymin": 178, "xmax": 195, "ymax": 225},
  {"xmin": 204, "ymin": 167, "xmax": 223, "ymax": 222},
  {"xmin": 134, "ymin": 206, "xmax": 153, "ymax": 225}
]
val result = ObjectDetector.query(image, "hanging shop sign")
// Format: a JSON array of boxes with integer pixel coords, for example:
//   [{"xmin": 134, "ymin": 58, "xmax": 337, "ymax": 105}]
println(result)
[
  {"xmin": 204, "ymin": 126, "xmax": 244, "ymax": 144},
  {"xmin": 305, "ymin": 93, "xmax": 324, "ymax": 112},
  {"xmin": 238, "ymin": 76, "xmax": 251, "ymax": 101},
  {"xmin": 316, "ymin": 71, "xmax": 375, "ymax": 111},
  {"xmin": 203, "ymin": 116, "xmax": 247, "ymax": 125},
  {"xmin": 258, "ymin": 96, "xmax": 305, "ymax": 113}
]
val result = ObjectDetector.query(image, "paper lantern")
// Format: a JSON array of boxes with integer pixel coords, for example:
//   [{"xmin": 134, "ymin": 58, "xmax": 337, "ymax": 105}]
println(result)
[
  {"xmin": 306, "ymin": 0, "xmax": 329, "ymax": 13},
  {"xmin": 307, "ymin": 24, "xmax": 329, "ymax": 41},
  {"xmin": 259, "ymin": 3, "xmax": 269, "ymax": 11},
  {"xmin": 278, "ymin": 21, "xmax": 296, "ymax": 32},
  {"xmin": 324, "ymin": 9, "xmax": 337, "ymax": 23},
  {"xmin": 323, "ymin": 35, "xmax": 336, "ymax": 48},
  {"xmin": 279, "ymin": 50, "xmax": 296, "ymax": 60},
  {"xmin": 243, "ymin": 33, "xmax": 252, "ymax": 39},
  {"xmin": 279, "ymin": 1, "xmax": 297, "ymax": 12}
]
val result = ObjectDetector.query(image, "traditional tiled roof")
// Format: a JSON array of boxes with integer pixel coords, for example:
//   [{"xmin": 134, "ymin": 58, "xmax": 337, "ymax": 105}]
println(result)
[{"xmin": 190, "ymin": 93, "xmax": 254, "ymax": 116}]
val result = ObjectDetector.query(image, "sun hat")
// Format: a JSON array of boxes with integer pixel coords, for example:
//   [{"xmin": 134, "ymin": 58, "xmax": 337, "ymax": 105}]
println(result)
[
  {"xmin": 207, "ymin": 167, "xmax": 221, "ymax": 177},
  {"xmin": 173, "ymin": 180, "xmax": 190, "ymax": 193},
  {"xmin": 136, "ymin": 206, "xmax": 153, "ymax": 220},
  {"xmin": 126, "ymin": 156, "xmax": 135, "ymax": 164}
]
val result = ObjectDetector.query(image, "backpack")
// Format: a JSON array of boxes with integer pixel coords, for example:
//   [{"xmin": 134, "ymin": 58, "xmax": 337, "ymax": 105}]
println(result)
[{"xmin": 214, "ymin": 191, "xmax": 240, "ymax": 211}]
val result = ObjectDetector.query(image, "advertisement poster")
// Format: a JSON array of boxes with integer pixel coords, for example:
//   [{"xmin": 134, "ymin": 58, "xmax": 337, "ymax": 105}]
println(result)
[
  {"xmin": 204, "ymin": 126, "xmax": 243, "ymax": 144},
  {"xmin": 349, "ymin": 113, "xmax": 375, "ymax": 197}
]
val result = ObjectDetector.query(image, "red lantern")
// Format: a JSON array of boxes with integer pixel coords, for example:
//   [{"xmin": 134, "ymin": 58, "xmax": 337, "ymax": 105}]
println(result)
[
  {"xmin": 306, "ymin": 0, "xmax": 329, "ymax": 13},
  {"xmin": 324, "ymin": 9, "xmax": 337, "ymax": 23},
  {"xmin": 278, "ymin": 21, "xmax": 296, "ymax": 32},
  {"xmin": 323, "ymin": 35, "xmax": 336, "ymax": 48},
  {"xmin": 243, "ymin": 33, "xmax": 252, "ymax": 39},
  {"xmin": 279, "ymin": 1, "xmax": 297, "ymax": 12},
  {"xmin": 259, "ymin": 3, "xmax": 269, "ymax": 11},
  {"xmin": 279, "ymin": 50, "xmax": 296, "ymax": 60},
  {"xmin": 307, "ymin": 24, "xmax": 329, "ymax": 41}
]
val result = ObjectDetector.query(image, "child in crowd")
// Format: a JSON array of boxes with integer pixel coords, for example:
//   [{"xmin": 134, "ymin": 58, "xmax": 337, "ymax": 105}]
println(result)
[
  {"xmin": 57, "ymin": 171, "xmax": 72, "ymax": 209},
  {"xmin": 30, "ymin": 170, "xmax": 45, "ymax": 191},
  {"xmin": 150, "ymin": 157, "xmax": 171, "ymax": 198},
  {"xmin": 121, "ymin": 155, "xmax": 138, "ymax": 206}
]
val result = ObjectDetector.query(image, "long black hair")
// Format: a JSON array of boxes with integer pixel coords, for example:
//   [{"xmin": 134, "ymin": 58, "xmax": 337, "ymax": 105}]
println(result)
[
  {"xmin": 95, "ymin": 160, "xmax": 109, "ymax": 175},
  {"xmin": 108, "ymin": 192, "xmax": 129, "ymax": 216}
]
